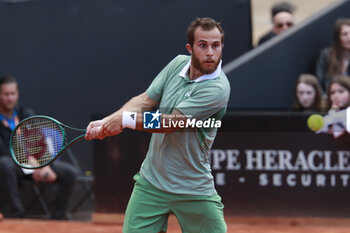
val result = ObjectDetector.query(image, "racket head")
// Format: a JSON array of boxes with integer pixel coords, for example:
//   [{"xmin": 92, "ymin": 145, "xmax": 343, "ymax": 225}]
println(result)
[{"xmin": 10, "ymin": 115, "xmax": 66, "ymax": 169}]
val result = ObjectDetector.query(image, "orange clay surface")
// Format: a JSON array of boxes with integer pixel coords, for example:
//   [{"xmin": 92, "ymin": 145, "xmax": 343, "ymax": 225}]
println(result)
[{"xmin": 2, "ymin": 216, "xmax": 350, "ymax": 233}]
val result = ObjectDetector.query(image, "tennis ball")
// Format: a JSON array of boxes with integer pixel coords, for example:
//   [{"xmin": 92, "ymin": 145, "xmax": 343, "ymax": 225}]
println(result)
[{"xmin": 307, "ymin": 114, "xmax": 324, "ymax": 132}]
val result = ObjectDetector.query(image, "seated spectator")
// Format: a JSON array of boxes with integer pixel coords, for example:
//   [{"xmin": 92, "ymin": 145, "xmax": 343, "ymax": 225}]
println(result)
[
  {"xmin": 315, "ymin": 18, "xmax": 350, "ymax": 93},
  {"xmin": 257, "ymin": 1, "xmax": 295, "ymax": 46},
  {"xmin": 292, "ymin": 74, "xmax": 325, "ymax": 112},
  {"xmin": 324, "ymin": 75, "xmax": 350, "ymax": 138},
  {"xmin": 327, "ymin": 75, "xmax": 350, "ymax": 111},
  {"xmin": 0, "ymin": 75, "xmax": 77, "ymax": 219}
]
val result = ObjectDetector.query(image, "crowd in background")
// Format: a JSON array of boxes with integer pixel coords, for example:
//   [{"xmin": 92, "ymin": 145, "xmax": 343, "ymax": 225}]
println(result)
[
  {"xmin": 258, "ymin": 1, "xmax": 350, "ymax": 137},
  {"xmin": 292, "ymin": 17, "xmax": 350, "ymax": 115},
  {"xmin": 259, "ymin": 2, "xmax": 350, "ymax": 114}
]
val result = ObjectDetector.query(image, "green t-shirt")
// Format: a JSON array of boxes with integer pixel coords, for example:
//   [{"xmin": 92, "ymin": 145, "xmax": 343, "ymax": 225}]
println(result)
[{"xmin": 140, "ymin": 55, "xmax": 230, "ymax": 196}]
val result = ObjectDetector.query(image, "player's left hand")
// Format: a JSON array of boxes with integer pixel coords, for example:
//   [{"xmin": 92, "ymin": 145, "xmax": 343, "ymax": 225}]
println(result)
[
  {"xmin": 85, "ymin": 113, "xmax": 123, "ymax": 140},
  {"xmin": 100, "ymin": 113, "xmax": 124, "ymax": 137},
  {"xmin": 85, "ymin": 120, "xmax": 104, "ymax": 140}
]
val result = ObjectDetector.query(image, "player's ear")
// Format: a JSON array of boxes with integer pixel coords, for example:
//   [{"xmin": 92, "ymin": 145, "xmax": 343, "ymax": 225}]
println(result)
[{"xmin": 186, "ymin": 44, "xmax": 192, "ymax": 55}]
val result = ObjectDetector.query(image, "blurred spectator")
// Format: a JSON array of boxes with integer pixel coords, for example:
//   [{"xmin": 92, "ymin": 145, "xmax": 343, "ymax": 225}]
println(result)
[
  {"xmin": 323, "ymin": 75, "xmax": 350, "ymax": 138},
  {"xmin": 0, "ymin": 75, "xmax": 77, "ymax": 219},
  {"xmin": 327, "ymin": 75, "xmax": 350, "ymax": 112},
  {"xmin": 292, "ymin": 74, "xmax": 325, "ymax": 112},
  {"xmin": 315, "ymin": 18, "xmax": 350, "ymax": 93},
  {"xmin": 257, "ymin": 1, "xmax": 296, "ymax": 46}
]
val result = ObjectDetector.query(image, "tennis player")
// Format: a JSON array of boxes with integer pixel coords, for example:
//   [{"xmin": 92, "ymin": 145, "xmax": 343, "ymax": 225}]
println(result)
[{"xmin": 86, "ymin": 17, "xmax": 230, "ymax": 233}]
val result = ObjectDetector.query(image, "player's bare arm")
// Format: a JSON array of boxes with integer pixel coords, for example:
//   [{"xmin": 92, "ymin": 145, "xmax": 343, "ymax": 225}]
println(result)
[
  {"xmin": 135, "ymin": 108, "xmax": 188, "ymax": 133},
  {"xmin": 85, "ymin": 92, "xmax": 188, "ymax": 140},
  {"xmin": 85, "ymin": 92, "xmax": 156, "ymax": 140}
]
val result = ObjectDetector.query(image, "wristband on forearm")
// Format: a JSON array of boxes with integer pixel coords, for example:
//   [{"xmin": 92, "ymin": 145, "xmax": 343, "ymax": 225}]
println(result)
[{"xmin": 122, "ymin": 111, "xmax": 137, "ymax": 129}]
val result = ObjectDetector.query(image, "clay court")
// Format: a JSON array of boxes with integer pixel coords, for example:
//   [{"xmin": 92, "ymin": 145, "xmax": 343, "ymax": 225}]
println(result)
[{"xmin": 2, "ymin": 216, "xmax": 350, "ymax": 233}]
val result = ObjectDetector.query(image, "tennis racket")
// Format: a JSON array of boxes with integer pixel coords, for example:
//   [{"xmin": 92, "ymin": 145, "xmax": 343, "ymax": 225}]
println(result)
[{"xmin": 10, "ymin": 115, "xmax": 86, "ymax": 169}]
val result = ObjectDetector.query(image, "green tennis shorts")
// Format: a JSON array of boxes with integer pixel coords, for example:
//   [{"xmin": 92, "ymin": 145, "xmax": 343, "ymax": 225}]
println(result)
[{"xmin": 123, "ymin": 173, "xmax": 227, "ymax": 233}]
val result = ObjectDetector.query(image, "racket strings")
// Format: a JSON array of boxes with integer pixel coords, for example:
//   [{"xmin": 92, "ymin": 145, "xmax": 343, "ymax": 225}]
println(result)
[{"xmin": 11, "ymin": 118, "xmax": 64, "ymax": 168}]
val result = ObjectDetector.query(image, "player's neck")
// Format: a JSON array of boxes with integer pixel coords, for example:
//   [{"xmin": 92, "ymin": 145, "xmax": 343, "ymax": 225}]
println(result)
[{"xmin": 188, "ymin": 66, "xmax": 203, "ymax": 80}]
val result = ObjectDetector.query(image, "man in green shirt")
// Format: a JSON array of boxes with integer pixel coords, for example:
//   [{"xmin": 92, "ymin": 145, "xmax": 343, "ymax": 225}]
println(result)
[{"xmin": 86, "ymin": 17, "xmax": 230, "ymax": 233}]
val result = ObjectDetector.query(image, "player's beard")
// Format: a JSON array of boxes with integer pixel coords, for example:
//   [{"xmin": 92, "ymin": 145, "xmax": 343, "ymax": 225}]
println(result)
[{"xmin": 191, "ymin": 50, "xmax": 222, "ymax": 75}]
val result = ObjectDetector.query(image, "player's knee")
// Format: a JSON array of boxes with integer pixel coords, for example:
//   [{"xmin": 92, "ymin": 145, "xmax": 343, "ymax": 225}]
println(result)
[
  {"xmin": 200, "ymin": 218, "xmax": 227, "ymax": 233},
  {"xmin": 217, "ymin": 221, "xmax": 227, "ymax": 233}
]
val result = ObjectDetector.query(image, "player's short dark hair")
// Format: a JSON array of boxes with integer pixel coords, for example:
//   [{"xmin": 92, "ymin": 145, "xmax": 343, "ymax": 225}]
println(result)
[
  {"xmin": 187, "ymin": 17, "xmax": 224, "ymax": 47},
  {"xmin": 0, "ymin": 75, "xmax": 18, "ymax": 89},
  {"xmin": 271, "ymin": 1, "xmax": 295, "ymax": 18}
]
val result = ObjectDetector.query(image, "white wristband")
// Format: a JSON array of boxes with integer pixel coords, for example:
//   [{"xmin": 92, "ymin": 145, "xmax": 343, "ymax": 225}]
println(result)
[{"xmin": 122, "ymin": 111, "xmax": 137, "ymax": 129}]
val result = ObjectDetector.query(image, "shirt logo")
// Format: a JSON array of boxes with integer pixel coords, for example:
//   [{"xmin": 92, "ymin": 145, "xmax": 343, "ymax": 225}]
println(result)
[{"xmin": 143, "ymin": 110, "xmax": 161, "ymax": 129}]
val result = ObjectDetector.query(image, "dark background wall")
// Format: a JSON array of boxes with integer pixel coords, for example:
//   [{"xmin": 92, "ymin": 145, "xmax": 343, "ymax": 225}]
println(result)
[
  {"xmin": 0, "ymin": 0, "xmax": 252, "ymax": 171},
  {"xmin": 223, "ymin": 0, "xmax": 350, "ymax": 109}
]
